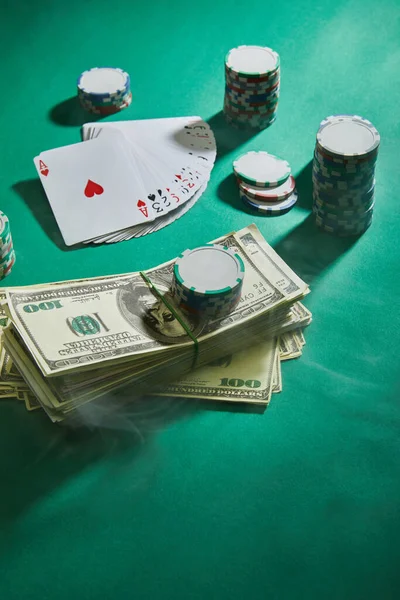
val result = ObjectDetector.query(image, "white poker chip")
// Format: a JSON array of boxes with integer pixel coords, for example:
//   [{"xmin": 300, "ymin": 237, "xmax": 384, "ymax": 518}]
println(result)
[
  {"xmin": 174, "ymin": 245, "xmax": 244, "ymax": 295},
  {"xmin": 77, "ymin": 67, "xmax": 131, "ymax": 115},
  {"xmin": 225, "ymin": 46, "xmax": 280, "ymax": 76},
  {"xmin": 172, "ymin": 245, "xmax": 245, "ymax": 319},
  {"xmin": 77, "ymin": 67, "xmax": 130, "ymax": 96},
  {"xmin": 239, "ymin": 175, "xmax": 295, "ymax": 201},
  {"xmin": 317, "ymin": 115, "xmax": 380, "ymax": 157},
  {"xmin": 233, "ymin": 151, "xmax": 291, "ymax": 188}
]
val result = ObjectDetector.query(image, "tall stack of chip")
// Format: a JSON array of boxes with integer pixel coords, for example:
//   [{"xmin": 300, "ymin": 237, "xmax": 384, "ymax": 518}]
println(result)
[
  {"xmin": 233, "ymin": 151, "xmax": 298, "ymax": 215},
  {"xmin": 312, "ymin": 115, "xmax": 380, "ymax": 236},
  {"xmin": 0, "ymin": 211, "xmax": 15, "ymax": 279},
  {"xmin": 77, "ymin": 67, "xmax": 132, "ymax": 115},
  {"xmin": 224, "ymin": 45, "xmax": 280, "ymax": 130},
  {"xmin": 171, "ymin": 245, "xmax": 245, "ymax": 319}
]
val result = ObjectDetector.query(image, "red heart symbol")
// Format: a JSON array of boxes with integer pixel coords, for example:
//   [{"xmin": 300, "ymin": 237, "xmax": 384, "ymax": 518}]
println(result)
[
  {"xmin": 41, "ymin": 169, "xmax": 49, "ymax": 177},
  {"xmin": 84, "ymin": 179, "xmax": 104, "ymax": 198},
  {"xmin": 137, "ymin": 200, "xmax": 146, "ymax": 207}
]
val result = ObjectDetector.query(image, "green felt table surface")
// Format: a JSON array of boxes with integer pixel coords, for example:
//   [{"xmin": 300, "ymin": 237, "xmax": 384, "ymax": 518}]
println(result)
[{"xmin": 1, "ymin": 0, "xmax": 400, "ymax": 597}]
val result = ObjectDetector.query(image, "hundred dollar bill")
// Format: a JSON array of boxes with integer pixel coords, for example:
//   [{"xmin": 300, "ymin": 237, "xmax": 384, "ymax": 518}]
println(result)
[
  {"xmin": 154, "ymin": 326, "xmax": 306, "ymax": 404},
  {"xmin": 154, "ymin": 338, "xmax": 278, "ymax": 404},
  {"xmin": 3, "ymin": 225, "xmax": 309, "ymax": 378},
  {"xmin": 1, "ymin": 324, "xmax": 308, "ymax": 412}
]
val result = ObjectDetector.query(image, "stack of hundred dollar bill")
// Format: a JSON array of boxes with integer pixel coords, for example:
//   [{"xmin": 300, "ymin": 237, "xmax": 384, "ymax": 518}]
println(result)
[{"xmin": 0, "ymin": 225, "xmax": 312, "ymax": 422}]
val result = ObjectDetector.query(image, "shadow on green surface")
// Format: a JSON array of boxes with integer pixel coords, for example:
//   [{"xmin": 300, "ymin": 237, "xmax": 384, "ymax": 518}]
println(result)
[
  {"xmin": 12, "ymin": 179, "xmax": 86, "ymax": 251},
  {"xmin": 273, "ymin": 213, "xmax": 357, "ymax": 284},
  {"xmin": 0, "ymin": 392, "xmax": 263, "ymax": 530},
  {"xmin": 207, "ymin": 111, "xmax": 259, "ymax": 159},
  {"xmin": 0, "ymin": 395, "xmax": 192, "ymax": 529},
  {"xmin": 48, "ymin": 96, "xmax": 102, "ymax": 127},
  {"xmin": 192, "ymin": 399, "xmax": 266, "ymax": 415},
  {"xmin": 273, "ymin": 161, "xmax": 359, "ymax": 283},
  {"xmin": 293, "ymin": 160, "xmax": 313, "ymax": 210},
  {"xmin": 217, "ymin": 173, "xmax": 246, "ymax": 211}
]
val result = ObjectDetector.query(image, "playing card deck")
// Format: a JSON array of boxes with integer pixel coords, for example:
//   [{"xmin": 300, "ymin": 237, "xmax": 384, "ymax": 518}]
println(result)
[{"xmin": 34, "ymin": 116, "xmax": 216, "ymax": 245}]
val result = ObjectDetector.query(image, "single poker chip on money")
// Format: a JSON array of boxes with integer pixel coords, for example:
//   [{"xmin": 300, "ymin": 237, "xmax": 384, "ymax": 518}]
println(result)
[
  {"xmin": 174, "ymin": 245, "xmax": 244, "ymax": 294},
  {"xmin": 233, "ymin": 151, "xmax": 291, "ymax": 188},
  {"xmin": 172, "ymin": 244, "xmax": 245, "ymax": 319},
  {"xmin": 239, "ymin": 175, "xmax": 296, "ymax": 202}
]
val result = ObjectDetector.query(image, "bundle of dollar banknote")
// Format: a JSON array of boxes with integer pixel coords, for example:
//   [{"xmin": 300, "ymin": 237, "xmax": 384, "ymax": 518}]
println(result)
[{"xmin": 0, "ymin": 225, "xmax": 312, "ymax": 422}]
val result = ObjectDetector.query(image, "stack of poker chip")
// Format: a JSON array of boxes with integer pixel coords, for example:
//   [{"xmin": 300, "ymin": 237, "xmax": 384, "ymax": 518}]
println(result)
[
  {"xmin": 0, "ymin": 211, "xmax": 15, "ymax": 279},
  {"xmin": 171, "ymin": 245, "xmax": 245, "ymax": 319},
  {"xmin": 77, "ymin": 67, "xmax": 132, "ymax": 116},
  {"xmin": 234, "ymin": 151, "xmax": 298, "ymax": 215},
  {"xmin": 312, "ymin": 115, "xmax": 380, "ymax": 236},
  {"xmin": 224, "ymin": 45, "xmax": 280, "ymax": 130}
]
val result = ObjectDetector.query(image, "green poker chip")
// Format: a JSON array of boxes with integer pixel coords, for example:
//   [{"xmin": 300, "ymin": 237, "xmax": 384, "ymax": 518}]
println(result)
[
  {"xmin": 172, "ymin": 244, "xmax": 245, "ymax": 319},
  {"xmin": 174, "ymin": 245, "xmax": 244, "ymax": 295}
]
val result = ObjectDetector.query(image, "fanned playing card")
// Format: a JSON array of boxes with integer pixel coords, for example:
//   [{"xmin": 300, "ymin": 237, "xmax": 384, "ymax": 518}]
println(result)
[
  {"xmin": 34, "ymin": 116, "xmax": 216, "ymax": 245},
  {"xmin": 82, "ymin": 116, "xmax": 216, "ymax": 242}
]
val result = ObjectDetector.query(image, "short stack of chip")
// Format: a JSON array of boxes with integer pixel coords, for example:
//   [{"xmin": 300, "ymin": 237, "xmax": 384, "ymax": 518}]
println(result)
[
  {"xmin": 312, "ymin": 115, "xmax": 380, "ymax": 236},
  {"xmin": 233, "ymin": 151, "xmax": 298, "ymax": 215},
  {"xmin": 172, "ymin": 245, "xmax": 245, "ymax": 319},
  {"xmin": 77, "ymin": 67, "xmax": 132, "ymax": 116},
  {"xmin": 224, "ymin": 45, "xmax": 280, "ymax": 130},
  {"xmin": 0, "ymin": 211, "xmax": 15, "ymax": 279}
]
